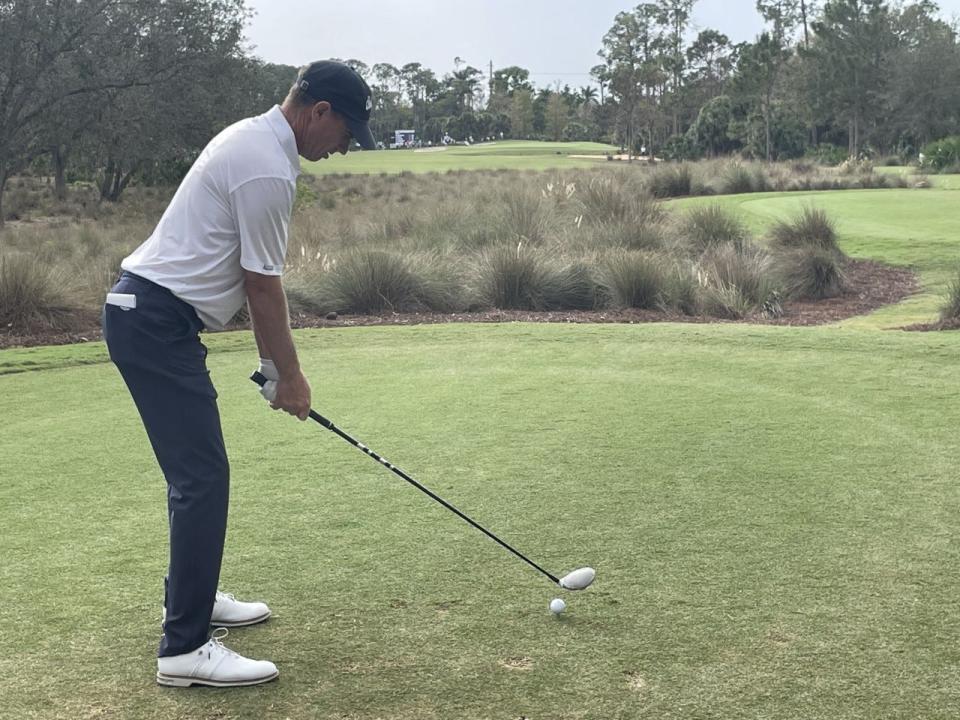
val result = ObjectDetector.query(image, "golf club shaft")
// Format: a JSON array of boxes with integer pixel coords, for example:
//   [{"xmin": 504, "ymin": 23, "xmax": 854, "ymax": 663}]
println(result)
[{"xmin": 250, "ymin": 372, "xmax": 561, "ymax": 585}]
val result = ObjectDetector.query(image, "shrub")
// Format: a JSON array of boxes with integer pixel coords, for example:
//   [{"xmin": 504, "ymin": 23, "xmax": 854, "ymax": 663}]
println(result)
[
  {"xmin": 599, "ymin": 250, "xmax": 667, "ymax": 309},
  {"xmin": 775, "ymin": 246, "xmax": 847, "ymax": 300},
  {"xmin": 661, "ymin": 133, "xmax": 700, "ymax": 161},
  {"xmin": 498, "ymin": 188, "xmax": 551, "ymax": 244},
  {"xmin": 80, "ymin": 246, "xmax": 129, "ymax": 306},
  {"xmin": 697, "ymin": 243, "xmax": 779, "ymax": 311},
  {"xmin": 0, "ymin": 252, "xmax": 76, "ymax": 329},
  {"xmin": 838, "ymin": 157, "xmax": 874, "ymax": 175},
  {"xmin": 678, "ymin": 204, "xmax": 748, "ymax": 254},
  {"xmin": 415, "ymin": 256, "xmax": 468, "ymax": 311},
  {"xmin": 289, "ymin": 253, "xmax": 467, "ymax": 315},
  {"xmin": 578, "ymin": 175, "xmax": 663, "ymax": 226},
  {"xmin": 720, "ymin": 163, "xmax": 754, "ymax": 195},
  {"xmin": 768, "ymin": 206, "xmax": 841, "ymax": 254},
  {"xmin": 699, "ymin": 280, "xmax": 754, "ymax": 319},
  {"xmin": 938, "ymin": 268, "xmax": 960, "ymax": 321},
  {"xmin": 805, "ymin": 143, "xmax": 848, "ymax": 166},
  {"xmin": 920, "ymin": 136, "xmax": 960, "ymax": 172},
  {"xmin": 293, "ymin": 249, "xmax": 449, "ymax": 314},
  {"xmin": 648, "ymin": 164, "xmax": 693, "ymax": 198},
  {"xmin": 475, "ymin": 243, "xmax": 553, "ymax": 310},
  {"xmin": 542, "ymin": 261, "xmax": 602, "ymax": 310},
  {"xmin": 719, "ymin": 162, "xmax": 770, "ymax": 195},
  {"xmin": 78, "ymin": 224, "xmax": 106, "ymax": 259},
  {"xmin": 589, "ymin": 220, "xmax": 666, "ymax": 251},
  {"xmin": 661, "ymin": 261, "xmax": 700, "ymax": 315}
]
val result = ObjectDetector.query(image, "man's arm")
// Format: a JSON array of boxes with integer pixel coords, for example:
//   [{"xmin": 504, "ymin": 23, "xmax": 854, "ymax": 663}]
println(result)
[{"xmin": 244, "ymin": 269, "xmax": 311, "ymax": 420}]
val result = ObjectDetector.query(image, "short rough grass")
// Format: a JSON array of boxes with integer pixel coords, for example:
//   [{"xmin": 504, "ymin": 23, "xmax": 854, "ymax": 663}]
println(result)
[{"xmin": 3, "ymin": 322, "xmax": 960, "ymax": 719}]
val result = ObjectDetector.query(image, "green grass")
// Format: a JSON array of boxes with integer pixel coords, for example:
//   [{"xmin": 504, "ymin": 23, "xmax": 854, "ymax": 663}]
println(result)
[
  {"xmin": 670, "ymin": 184, "xmax": 960, "ymax": 327},
  {"xmin": 4, "ymin": 162, "xmax": 960, "ymax": 717},
  {"xmin": 3, "ymin": 322, "xmax": 960, "ymax": 719},
  {"xmin": 874, "ymin": 167, "xmax": 960, "ymax": 190},
  {"xmin": 305, "ymin": 140, "xmax": 620, "ymax": 175}
]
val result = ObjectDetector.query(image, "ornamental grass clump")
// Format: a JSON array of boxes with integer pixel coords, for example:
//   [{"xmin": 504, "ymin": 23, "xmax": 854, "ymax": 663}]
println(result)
[
  {"xmin": 475, "ymin": 243, "xmax": 554, "ymax": 310},
  {"xmin": 588, "ymin": 220, "xmax": 667, "ymax": 251},
  {"xmin": 939, "ymin": 268, "xmax": 960, "ymax": 321},
  {"xmin": 498, "ymin": 188, "xmax": 552, "ymax": 245},
  {"xmin": 677, "ymin": 204, "xmax": 749, "ymax": 255},
  {"xmin": 775, "ymin": 246, "xmax": 847, "ymax": 300},
  {"xmin": 293, "ymin": 249, "xmax": 455, "ymax": 315},
  {"xmin": 719, "ymin": 162, "xmax": 770, "ymax": 195},
  {"xmin": 647, "ymin": 164, "xmax": 694, "ymax": 198},
  {"xmin": 768, "ymin": 206, "xmax": 842, "ymax": 255},
  {"xmin": 696, "ymin": 244, "xmax": 780, "ymax": 317},
  {"xmin": 578, "ymin": 175, "xmax": 663, "ymax": 226},
  {"xmin": 599, "ymin": 250, "xmax": 668, "ymax": 309},
  {"xmin": 542, "ymin": 261, "xmax": 603, "ymax": 310},
  {"xmin": 0, "ymin": 252, "xmax": 77, "ymax": 329},
  {"xmin": 661, "ymin": 261, "xmax": 701, "ymax": 315}
]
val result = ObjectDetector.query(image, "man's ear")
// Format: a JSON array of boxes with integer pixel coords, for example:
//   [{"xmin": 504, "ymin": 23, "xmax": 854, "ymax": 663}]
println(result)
[{"xmin": 312, "ymin": 101, "xmax": 332, "ymax": 119}]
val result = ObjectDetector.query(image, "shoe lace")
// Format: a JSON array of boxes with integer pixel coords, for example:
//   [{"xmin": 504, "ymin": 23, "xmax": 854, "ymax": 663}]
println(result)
[
  {"xmin": 215, "ymin": 591, "xmax": 236, "ymax": 603},
  {"xmin": 206, "ymin": 627, "xmax": 240, "ymax": 660}
]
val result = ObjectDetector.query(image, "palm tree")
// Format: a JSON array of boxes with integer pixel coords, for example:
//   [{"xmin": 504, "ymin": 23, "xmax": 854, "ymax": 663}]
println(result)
[
  {"xmin": 450, "ymin": 67, "xmax": 483, "ymax": 111},
  {"xmin": 578, "ymin": 86, "xmax": 599, "ymax": 106}
]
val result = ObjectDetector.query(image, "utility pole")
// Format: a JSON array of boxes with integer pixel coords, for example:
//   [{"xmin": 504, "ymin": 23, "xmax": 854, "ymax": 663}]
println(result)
[
  {"xmin": 489, "ymin": 60, "xmax": 494, "ymax": 110},
  {"xmin": 800, "ymin": 0, "xmax": 810, "ymax": 49}
]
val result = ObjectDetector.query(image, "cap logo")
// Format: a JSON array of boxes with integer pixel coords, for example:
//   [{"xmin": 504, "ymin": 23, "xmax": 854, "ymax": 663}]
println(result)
[{"xmin": 365, "ymin": 95, "xmax": 372, "ymax": 111}]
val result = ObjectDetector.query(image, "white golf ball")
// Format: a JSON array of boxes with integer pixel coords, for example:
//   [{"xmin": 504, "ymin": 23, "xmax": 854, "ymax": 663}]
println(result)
[{"xmin": 549, "ymin": 598, "xmax": 566, "ymax": 614}]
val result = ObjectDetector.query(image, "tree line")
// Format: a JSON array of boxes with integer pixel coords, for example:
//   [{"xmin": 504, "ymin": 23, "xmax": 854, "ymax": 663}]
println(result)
[
  {"xmin": 594, "ymin": 0, "xmax": 960, "ymax": 163},
  {"xmin": 341, "ymin": 1, "xmax": 960, "ymax": 165},
  {"xmin": 1, "ymin": 0, "xmax": 958, "ymax": 224}
]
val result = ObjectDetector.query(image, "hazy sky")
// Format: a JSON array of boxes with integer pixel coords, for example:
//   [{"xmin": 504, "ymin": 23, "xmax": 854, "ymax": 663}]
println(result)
[{"xmin": 244, "ymin": 0, "xmax": 960, "ymax": 89}]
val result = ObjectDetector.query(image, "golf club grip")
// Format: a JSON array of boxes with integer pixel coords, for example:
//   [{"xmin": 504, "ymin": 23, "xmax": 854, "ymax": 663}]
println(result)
[
  {"xmin": 249, "ymin": 371, "xmax": 334, "ymax": 426},
  {"xmin": 248, "ymin": 371, "xmax": 560, "ymax": 585}
]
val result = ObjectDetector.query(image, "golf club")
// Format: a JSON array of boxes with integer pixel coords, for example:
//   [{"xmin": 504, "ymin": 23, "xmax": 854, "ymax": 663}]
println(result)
[{"xmin": 250, "ymin": 371, "xmax": 595, "ymax": 591}]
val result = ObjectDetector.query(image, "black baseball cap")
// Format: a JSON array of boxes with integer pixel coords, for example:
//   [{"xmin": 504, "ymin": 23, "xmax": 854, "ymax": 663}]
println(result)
[{"xmin": 296, "ymin": 60, "xmax": 376, "ymax": 150}]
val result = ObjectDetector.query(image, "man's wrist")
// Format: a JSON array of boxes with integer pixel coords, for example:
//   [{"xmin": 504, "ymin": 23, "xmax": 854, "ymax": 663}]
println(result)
[{"xmin": 258, "ymin": 357, "xmax": 279, "ymax": 381}]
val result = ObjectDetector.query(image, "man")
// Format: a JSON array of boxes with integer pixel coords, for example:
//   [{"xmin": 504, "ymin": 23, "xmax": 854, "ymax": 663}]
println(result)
[{"xmin": 102, "ymin": 61, "xmax": 376, "ymax": 688}]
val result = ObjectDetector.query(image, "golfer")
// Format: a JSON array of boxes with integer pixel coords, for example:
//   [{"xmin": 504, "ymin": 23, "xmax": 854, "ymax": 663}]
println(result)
[{"xmin": 102, "ymin": 61, "xmax": 375, "ymax": 688}]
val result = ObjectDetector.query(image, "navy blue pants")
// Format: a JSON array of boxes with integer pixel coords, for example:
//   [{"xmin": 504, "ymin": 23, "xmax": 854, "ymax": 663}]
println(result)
[{"xmin": 103, "ymin": 271, "xmax": 229, "ymax": 657}]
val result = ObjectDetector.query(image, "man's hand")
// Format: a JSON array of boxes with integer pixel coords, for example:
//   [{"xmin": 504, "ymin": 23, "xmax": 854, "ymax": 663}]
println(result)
[
  {"xmin": 245, "ymin": 271, "xmax": 311, "ymax": 421},
  {"xmin": 257, "ymin": 358, "xmax": 279, "ymax": 402},
  {"xmin": 270, "ymin": 370, "xmax": 312, "ymax": 421}
]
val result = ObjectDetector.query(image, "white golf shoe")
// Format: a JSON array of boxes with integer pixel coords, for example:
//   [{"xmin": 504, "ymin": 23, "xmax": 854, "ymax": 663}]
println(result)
[
  {"xmin": 211, "ymin": 591, "xmax": 272, "ymax": 627},
  {"xmin": 162, "ymin": 590, "xmax": 272, "ymax": 628},
  {"xmin": 156, "ymin": 628, "xmax": 278, "ymax": 687}
]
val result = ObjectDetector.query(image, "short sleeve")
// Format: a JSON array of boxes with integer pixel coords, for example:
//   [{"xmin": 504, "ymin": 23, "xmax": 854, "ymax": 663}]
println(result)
[{"xmin": 231, "ymin": 177, "xmax": 295, "ymax": 276}]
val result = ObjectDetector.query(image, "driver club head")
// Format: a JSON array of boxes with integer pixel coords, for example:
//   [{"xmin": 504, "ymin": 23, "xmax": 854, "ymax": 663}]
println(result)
[{"xmin": 558, "ymin": 567, "xmax": 596, "ymax": 590}]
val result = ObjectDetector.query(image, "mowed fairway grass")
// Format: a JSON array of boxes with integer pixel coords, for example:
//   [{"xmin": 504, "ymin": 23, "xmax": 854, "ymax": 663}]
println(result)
[
  {"xmin": 304, "ymin": 140, "xmax": 620, "ymax": 175},
  {"xmin": 3, "ymin": 321, "xmax": 960, "ymax": 719}
]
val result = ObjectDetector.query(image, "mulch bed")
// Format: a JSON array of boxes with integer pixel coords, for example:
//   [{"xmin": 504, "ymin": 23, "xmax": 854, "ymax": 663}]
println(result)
[{"xmin": 0, "ymin": 259, "xmax": 933, "ymax": 351}]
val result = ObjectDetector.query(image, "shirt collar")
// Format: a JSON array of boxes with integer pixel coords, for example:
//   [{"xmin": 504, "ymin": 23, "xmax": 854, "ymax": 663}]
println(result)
[{"xmin": 264, "ymin": 105, "xmax": 301, "ymax": 177}]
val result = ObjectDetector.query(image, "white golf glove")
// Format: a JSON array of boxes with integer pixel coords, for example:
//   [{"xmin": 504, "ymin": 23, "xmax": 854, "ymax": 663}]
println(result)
[{"xmin": 257, "ymin": 358, "xmax": 278, "ymax": 403}]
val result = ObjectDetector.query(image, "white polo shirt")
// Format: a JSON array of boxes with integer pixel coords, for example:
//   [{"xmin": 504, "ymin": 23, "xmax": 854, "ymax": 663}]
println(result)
[{"xmin": 122, "ymin": 105, "xmax": 301, "ymax": 330}]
